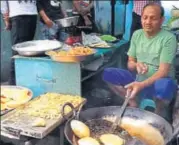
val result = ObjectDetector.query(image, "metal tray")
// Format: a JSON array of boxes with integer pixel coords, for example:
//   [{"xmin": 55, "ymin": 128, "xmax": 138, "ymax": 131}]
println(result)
[
  {"xmin": 1, "ymin": 85, "xmax": 33, "ymax": 116},
  {"xmin": 1, "ymin": 97, "xmax": 86, "ymax": 139},
  {"xmin": 55, "ymin": 16, "xmax": 79, "ymax": 28},
  {"xmin": 12, "ymin": 40, "xmax": 62, "ymax": 56}
]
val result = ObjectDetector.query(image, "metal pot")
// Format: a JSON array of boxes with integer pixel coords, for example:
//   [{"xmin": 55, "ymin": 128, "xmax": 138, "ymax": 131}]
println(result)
[
  {"xmin": 63, "ymin": 105, "xmax": 173, "ymax": 145},
  {"xmin": 55, "ymin": 16, "xmax": 79, "ymax": 28}
]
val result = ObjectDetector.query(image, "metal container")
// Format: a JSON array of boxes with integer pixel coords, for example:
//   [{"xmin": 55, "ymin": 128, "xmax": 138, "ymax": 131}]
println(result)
[
  {"xmin": 55, "ymin": 16, "xmax": 79, "ymax": 28},
  {"xmin": 45, "ymin": 51, "xmax": 96, "ymax": 63},
  {"xmin": 12, "ymin": 40, "xmax": 63, "ymax": 56}
]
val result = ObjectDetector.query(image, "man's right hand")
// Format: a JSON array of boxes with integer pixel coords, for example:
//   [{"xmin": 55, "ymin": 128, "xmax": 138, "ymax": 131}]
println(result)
[
  {"xmin": 136, "ymin": 62, "xmax": 148, "ymax": 75},
  {"xmin": 44, "ymin": 18, "xmax": 53, "ymax": 28}
]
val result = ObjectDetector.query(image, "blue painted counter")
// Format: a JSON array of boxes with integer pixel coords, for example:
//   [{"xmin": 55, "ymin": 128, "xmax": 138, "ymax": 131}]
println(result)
[{"xmin": 14, "ymin": 40, "xmax": 128, "ymax": 98}]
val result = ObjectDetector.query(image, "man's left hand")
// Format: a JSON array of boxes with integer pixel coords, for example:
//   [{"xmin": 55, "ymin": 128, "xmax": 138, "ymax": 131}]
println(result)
[{"xmin": 125, "ymin": 82, "xmax": 145, "ymax": 99}]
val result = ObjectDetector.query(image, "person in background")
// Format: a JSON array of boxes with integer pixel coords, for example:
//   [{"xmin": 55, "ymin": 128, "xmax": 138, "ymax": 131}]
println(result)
[
  {"xmin": 103, "ymin": 3, "xmax": 177, "ymax": 123},
  {"xmin": 130, "ymin": 0, "xmax": 161, "ymax": 38},
  {"xmin": 36, "ymin": 0, "xmax": 67, "ymax": 40},
  {"xmin": 1, "ymin": 0, "xmax": 38, "ymax": 85},
  {"xmin": 73, "ymin": 0, "xmax": 94, "ymax": 26}
]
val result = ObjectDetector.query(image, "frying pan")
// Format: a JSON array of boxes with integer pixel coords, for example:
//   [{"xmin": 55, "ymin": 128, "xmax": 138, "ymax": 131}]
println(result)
[{"xmin": 62, "ymin": 104, "xmax": 173, "ymax": 145}]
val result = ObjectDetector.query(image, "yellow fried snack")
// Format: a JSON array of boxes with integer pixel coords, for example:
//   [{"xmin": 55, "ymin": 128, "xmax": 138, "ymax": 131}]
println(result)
[
  {"xmin": 32, "ymin": 118, "xmax": 46, "ymax": 127},
  {"xmin": 99, "ymin": 134, "xmax": 124, "ymax": 145},
  {"xmin": 47, "ymin": 46, "xmax": 94, "ymax": 56},
  {"xmin": 1, "ymin": 103, "xmax": 6, "ymax": 111},
  {"xmin": 103, "ymin": 116, "xmax": 164, "ymax": 145},
  {"xmin": 14, "ymin": 93, "xmax": 85, "ymax": 120},
  {"xmin": 71, "ymin": 120, "xmax": 90, "ymax": 138},
  {"xmin": 6, "ymin": 101, "xmax": 24, "ymax": 109},
  {"xmin": 78, "ymin": 137, "xmax": 100, "ymax": 145}
]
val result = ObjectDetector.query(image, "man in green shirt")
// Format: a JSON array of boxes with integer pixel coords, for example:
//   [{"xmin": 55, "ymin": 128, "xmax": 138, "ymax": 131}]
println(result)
[{"xmin": 103, "ymin": 3, "xmax": 177, "ymax": 122}]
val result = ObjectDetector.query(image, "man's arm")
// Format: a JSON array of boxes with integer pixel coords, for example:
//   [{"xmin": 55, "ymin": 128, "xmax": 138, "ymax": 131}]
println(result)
[
  {"xmin": 141, "ymin": 63, "xmax": 171, "ymax": 87},
  {"xmin": 128, "ymin": 56, "xmax": 137, "ymax": 72},
  {"xmin": 73, "ymin": 0, "xmax": 93, "ymax": 16},
  {"xmin": 1, "ymin": 1, "xmax": 10, "ymax": 30}
]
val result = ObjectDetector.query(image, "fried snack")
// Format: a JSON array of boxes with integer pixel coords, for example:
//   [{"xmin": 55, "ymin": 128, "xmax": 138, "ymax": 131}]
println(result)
[
  {"xmin": 99, "ymin": 134, "xmax": 124, "ymax": 145},
  {"xmin": 47, "ymin": 46, "xmax": 94, "ymax": 56},
  {"xmin": 103, "ymin": 116, "xmax": 164, "ymax": 145},
  {"xmin": 1, "ymin": 88, "xmax": 29, "ymax": 100},
  {"xmin": 71, "ymin": 120, "xmax": 90, "ymax": 138},
  {"xmin": 6, "ymin": 101, "xmax": 25, "ymax": 109},
  {"xmin": 14, "ymin": 93, "xmax": 84, "ymax": 120},
  {"xmin": 78, "ymin": 137, "xmax": 100, "ymax": 145},
  {"xmin": 32, "ymin": 118, "xmax": 46, "ymax": 127},
  {"xmin": 1, "ymin": 103, "xmax": 6, "ymax": 111}
]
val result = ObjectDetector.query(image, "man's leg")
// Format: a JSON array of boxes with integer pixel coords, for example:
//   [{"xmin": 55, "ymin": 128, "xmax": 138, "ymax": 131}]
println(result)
[
  {"xmin": 102, "ymin": 68, "xmax": 137, "ymax": 107},
  {"xmin": 153, "ymin": 78, "xmax": 177, "ymax": 123}
]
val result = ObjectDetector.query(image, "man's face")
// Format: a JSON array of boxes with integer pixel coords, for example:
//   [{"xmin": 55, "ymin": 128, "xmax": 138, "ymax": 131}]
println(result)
[{"xmin": 141, "ymin": 6, "xmax": 164, "ymax": 35}]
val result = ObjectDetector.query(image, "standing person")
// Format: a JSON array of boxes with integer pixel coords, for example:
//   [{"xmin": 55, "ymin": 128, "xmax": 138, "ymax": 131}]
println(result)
[
  {"xmin": 73, "ymin": 0, "xmax": 94, "ymax": 26},
  {"xmin": 102, "ymin": 3, "xmax": 177, "ymax": 123},
  {"xmin": 36, "ymin": 0, "xmax": 67, "ymax": 40},
  {"xmin": 130, "ymin": 0, "xmax": 161, "ymax": 38},
  {"xmin": 1, "ymin": 0, "xmax": 38, "ymax": 85}
]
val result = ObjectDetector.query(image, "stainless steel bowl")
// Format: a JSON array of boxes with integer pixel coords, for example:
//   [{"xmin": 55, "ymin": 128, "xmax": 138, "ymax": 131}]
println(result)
[
  {"xmin": 12, "ymin": 40, "xmax": 63, "ymax": 56},
  {"xmin": 55, "ymin": 16, "xmax": 79, "ymax": 28}
]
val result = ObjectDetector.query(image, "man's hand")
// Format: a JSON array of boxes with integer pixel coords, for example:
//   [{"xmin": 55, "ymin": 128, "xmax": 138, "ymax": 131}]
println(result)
[
  {"xmin": 4, "ymin": 19, "xmax": 11, "ymax": 30},
  {"xmin": 3, "ymin": 13, "xmax": 11, "ymax": 30},
  {"xmin": 44, "ymin": 18, "xmax": 53, "ymax": 28},
  {"xmin": 125, "ymin": 82, "xmax": 144, "ymax": 99},
  {"xmin": 136, "ymin": 62, "xmax": 148, "ymax": 74}
]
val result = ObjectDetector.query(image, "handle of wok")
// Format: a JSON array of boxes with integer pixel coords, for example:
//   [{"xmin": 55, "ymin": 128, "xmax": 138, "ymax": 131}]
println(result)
[{"xmin": 61, "ymin": 102, "xmax": 77, "ymax": 121}]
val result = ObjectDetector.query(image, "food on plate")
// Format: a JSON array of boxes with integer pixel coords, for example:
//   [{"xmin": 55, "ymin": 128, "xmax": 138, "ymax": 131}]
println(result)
[
  {"xmin": 100, "ymin": 35, "xmax": 117, "ymax": 42},
  {"xmin": 32, "ymin": 118, "xmax": 46, "ymax": 127},
  {"xmin": 89, "ymin": 42, "xmax": 110, "ymax": 48},
  {"xmin": 1, "ymin": 87, "xmax": 29, "ymax": 100},
  {"xmin": 103, "ymin": 116, "xmax": 164, "ymax": 145},
  {"xmin": 71, "ymin": 120, "xmax": 90, "ymax": 138},
  {"xmin": 14, "ymin": 93, "xmax": 85, "ymax": 120},
  {"xmin": 47, "ymin": 46, "xmax": 95, "ymax": 56},
  {"xmin": 1, "ymin": 103, "xmax": 6, "ymax": 111},
  {"xmin": 6, "ymin": 100, "xmax": 25, "ymax": 109},
  {"xmin": 0, "ymin": 87, "xmax": 32, "ymax": 111},
  {"xmin": 78, "ymin": 137, "xmax": 100, "ymax": 145},
  {"xmin": 99, "ymin": 134, "xmax": 124, "ymax": 145}
]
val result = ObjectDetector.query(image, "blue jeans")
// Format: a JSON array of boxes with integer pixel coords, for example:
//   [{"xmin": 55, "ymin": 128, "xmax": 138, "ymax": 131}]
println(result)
[
  {"xmin": 102, "ymin": 68, "xmax": 177, "ymax": 101},
  {"xmin": 40, "ymin": 22, "xmax": 69, "ymax": 41},
  {"xmin": 102, "ymin": 68, "xmax": 178, "ymax": 122}
]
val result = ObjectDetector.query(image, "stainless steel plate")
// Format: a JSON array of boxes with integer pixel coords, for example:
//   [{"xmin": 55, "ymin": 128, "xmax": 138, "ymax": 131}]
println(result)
[{"xmin": 12, "ymin": 40, "xmax": 63, "ymax": 56}]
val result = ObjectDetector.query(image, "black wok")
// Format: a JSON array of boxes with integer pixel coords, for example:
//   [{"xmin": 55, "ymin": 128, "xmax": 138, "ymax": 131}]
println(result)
[{"xmin": 63, "ymin": 105, "xmax": 173, "ymax": 145}]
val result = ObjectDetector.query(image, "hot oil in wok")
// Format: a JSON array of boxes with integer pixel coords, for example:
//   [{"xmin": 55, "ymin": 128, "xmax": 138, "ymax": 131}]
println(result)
[{"xmin": 85, "ymin": 119, "xmax": 131, "ymax": 141}]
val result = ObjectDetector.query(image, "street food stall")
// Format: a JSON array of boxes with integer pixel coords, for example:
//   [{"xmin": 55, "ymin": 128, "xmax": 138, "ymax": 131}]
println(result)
[{"xmin": 1, "ymin": 1, "xmax": 179, "ymax": 145}]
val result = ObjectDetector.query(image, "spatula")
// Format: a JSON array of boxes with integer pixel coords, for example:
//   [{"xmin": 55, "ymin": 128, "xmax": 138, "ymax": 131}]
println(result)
[{"xmin": 111, "ymin": 90, "xmax": 131, "ymax": 132}]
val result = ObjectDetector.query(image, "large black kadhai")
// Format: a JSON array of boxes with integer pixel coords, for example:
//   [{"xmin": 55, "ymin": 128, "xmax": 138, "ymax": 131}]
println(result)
[{"xmin": 63, "ymin": 105, "xmax": 173, "ymax": 145}]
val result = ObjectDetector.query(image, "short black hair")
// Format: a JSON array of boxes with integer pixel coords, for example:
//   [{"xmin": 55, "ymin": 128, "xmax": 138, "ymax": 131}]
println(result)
[{"xmin": 142, "ymin": 3, "xmax": 165, "ymax": 17}]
